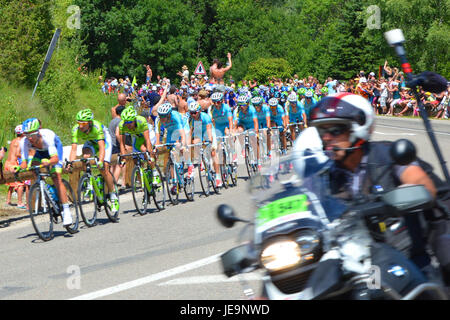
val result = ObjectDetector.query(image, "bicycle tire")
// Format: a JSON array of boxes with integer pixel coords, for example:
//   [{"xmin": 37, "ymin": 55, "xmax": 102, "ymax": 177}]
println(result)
[
  {"xmin": 229, "ymin": 164, "xmax": 238, "ymax": 187},
  {"xmin": 131, "ymin": 165, "xmax": 149, "ymax": 215},
  {"xmin": 150, "ymin": 164, "xmax": 166, "ymax": 211},
  {"xmin": 62, "ymin": 179, "xmax": 80, "ymax": 234},
  {"xmin": 198, "ymin": 157, "xmax": 210, "ymax": 197},
  {"xmin": 104, "ymin": 174, "xmax": 120, "ymax": 222},
  {"xmin": 165, "ymin": 160, "xmax": 179, "ymax": 205},
  {"xmin": 28, "ymin": 182, "xmax": 53, "ymax": 241},
  {"xmin": 220, "ymin": 149, "xmax": 229, "ymax": 189},
  {"xmin": 245, "ymin": 145, "xmax": 254, "ymax": 179},
  {"xmin": 77, "ymin": 174, "xmax": 98, "ymax": 227}
]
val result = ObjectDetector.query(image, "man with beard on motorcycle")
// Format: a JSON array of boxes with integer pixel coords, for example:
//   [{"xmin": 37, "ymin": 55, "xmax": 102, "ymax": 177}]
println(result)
[{"xmin": 305, "ymin": 92, "xmax": 449, "ymax": 285}]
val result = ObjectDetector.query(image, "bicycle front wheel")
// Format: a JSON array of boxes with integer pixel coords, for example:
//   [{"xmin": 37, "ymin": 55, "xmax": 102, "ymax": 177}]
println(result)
[
  {"xmin": 62, "ymin": 179, "xmax": 80, "ymax": 234},
  {"xmin": 28, "ymin": 183, "xmax": 53, "ymax": 241},
  {"xmin": 104, "ymin": 174, "xmax": 120, "ymax": 222},
  {"xmin": 77, "ymin": 174, "xmax": 98, "ymax": 227},
  {"xmin": 132, "ymin": 166, "xmax": 149, "ymax": 215},
  {"xmin": 165, "ymin": 160, "xmax": 179, "ymax": 205}
]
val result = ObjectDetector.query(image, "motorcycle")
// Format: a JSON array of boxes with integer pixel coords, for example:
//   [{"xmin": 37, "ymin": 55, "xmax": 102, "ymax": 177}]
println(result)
[{"xmin": 216, "ymin": 130, "xmax": 448, "ymax": 300}]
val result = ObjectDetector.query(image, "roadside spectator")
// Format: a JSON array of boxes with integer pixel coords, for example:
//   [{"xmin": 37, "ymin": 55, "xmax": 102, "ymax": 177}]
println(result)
[
  {"xmin": 109, "ymin": 105, "xmax": 126, "ymax": 185},
  {"xmin": 144, "ymin": 65, "xmax": 153, "ymax": 83},
  {"xmin": 4, "ymin": 126, "xmax": 29, "ymax": 209},
  {"xmin": 210, "ymin": 53, "xmax": 232, "ymax": 84},
  {"xmin": 177, "ymin": 65, "xmax": 189, "ymax": 80}
]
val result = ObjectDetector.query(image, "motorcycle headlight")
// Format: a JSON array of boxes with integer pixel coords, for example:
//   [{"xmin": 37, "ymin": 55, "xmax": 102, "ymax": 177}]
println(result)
[{"xmin": 260, "ymin": 240, "xmax": 301, "ymax": 272}]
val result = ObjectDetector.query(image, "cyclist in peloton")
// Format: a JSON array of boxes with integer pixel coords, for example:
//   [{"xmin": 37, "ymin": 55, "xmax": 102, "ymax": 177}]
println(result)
[
  {"xmin": 118, "ymin": 106, "xmax": 160, "ymax": 185},
  {"xmin": 18, "ymin": 118, "xmax": 74, "ymax": 226},
  {"xmin": 188, "ymin": 102, "xmax": 222, "ymax": 188},
  {"xmin": 287, "ymin": 93, "xmax": 307, "ymax": 142},
  {"xmin": 154, "ymin": 102, "xmax": 188, "ymax": 194},
  {"xmin": 268, "ymin": 97, "xmax": 288, "ymax": 156},
  {"xmin": 234, "ymin": 95, "xmax": 260, "ymax": 167},
  {"xmin": 301, "ymin": 90, "xmax": 318, "ymax": 125},
  {"xmin": 69, "ymin": 109, "xmax": 119, "ymax": 214},
  {"xmin": 251, "ymin": 96, "xmax": 271, "ymax": 168}
]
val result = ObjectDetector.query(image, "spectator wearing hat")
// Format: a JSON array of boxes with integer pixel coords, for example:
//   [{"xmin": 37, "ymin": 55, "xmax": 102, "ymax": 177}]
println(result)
[{"xmin": 177, "ymin": 65, "xmax": 189, "ymax": 80}]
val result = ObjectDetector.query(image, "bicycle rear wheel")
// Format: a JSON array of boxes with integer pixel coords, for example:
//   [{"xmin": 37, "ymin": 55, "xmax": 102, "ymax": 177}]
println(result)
[
  {"xmin": 104, "ymin": 174, "xmax": 120, "ymax": 222},
  {"xmin": 77, "ymin": 174, "xmax": 98, "ymax": 227},
  {"xmin": 28, "ymin": 183, "xmax": 53, "ymax": 241},
  {"xmin": 245, "ymin": 145, "xmax": 256, "ymax": 179},
  {"xmin": 132, "ymin": 166, "xmax": 149, "ymax": 215},
  {"xmin": 150, "ymin": 165, "xmax": 166, "ymax": 211},
  {"xmin": 62, "ymin": 179, "xmax": 80, "ymax": 234}
]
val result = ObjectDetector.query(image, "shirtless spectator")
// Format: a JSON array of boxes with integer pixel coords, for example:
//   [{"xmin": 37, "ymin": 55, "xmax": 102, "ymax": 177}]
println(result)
[
  {"xmin": 111, "ymin": 93, "xmax": 128, "ymax": 118},
  {"xmin": 210, "ymin": 53, "xmax": 232, "ymax": 84},
  {"xmin": 4, "ymin": 125, "xmax": 30, "ymax": 209},
  {"xmin": 197, "ymin": 89, "xmax": 212, "ymax": 112},
  {"xmin": 167, "ymin": 85, "xmax": 179, "ymax": 107},
  {"xmin": 144, "ymin": 64, "xmax": 153, "ymax": 83}
]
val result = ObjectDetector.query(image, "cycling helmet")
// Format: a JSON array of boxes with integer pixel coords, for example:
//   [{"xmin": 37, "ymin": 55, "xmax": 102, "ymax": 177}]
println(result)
[
  {"xmin": 310, "ymin": 93, "xmax": 374, "ymax": 143},
  {"xmin": 22, "ymin": 118, "xmax": 40, "ymax": 133},
  {"xmin": 76, "ymin": 109, "xmax": 94, "ymax": 122},
  {"xmin": 237, "ymin": 95, "xmax": 249, "ymax": 105},
  {"xmin": 288, "ymin": 94, "xmax": 298, "ymax": 103},
  {"xmin": 211, "ymin": 92, "xmax": 224, "ymax": 102},
  {"xmin": 268, "ymin": 98, "xmax": 279, "ymax": 107},
  {"xmin": 298, "ymin": 88, "xmax": 306, "ymax": 95},
  {"xmin": 157, "ymin": 102, "xmax": 173, "ymax": 116},
  {"xmin": 321, "ymin": 86, "xmax": 329, "ymax": 94},
  {"xmin": 251, "ymin": 96, "xmax": 263, "ymax": 105},
  {"xmin": 273, "ymin": 91, "xmax": 281, "ymax": 99},
  {"xmin": 305, "ymin": 91, "xmax": 313, "ymax": 98},
  {"xmin": 15, "ymin": 125, "xmax": 23, "ymax": 135},
  {"xmin": 188, "ymin": 102, "xmax": 201, "ymax": 113},
  {"xmin": 121, "ymin": 106, "xmax": 138, "ymax": 121},
  {"xmin": 251, "ymin": 89, "xmax": 259, "ymax": 97}
]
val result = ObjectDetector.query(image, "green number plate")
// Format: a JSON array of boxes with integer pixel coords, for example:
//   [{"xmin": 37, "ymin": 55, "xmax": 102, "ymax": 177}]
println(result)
[{"xmin": 257, "ymin": 194, "xmax": 309, "ymax": 227}]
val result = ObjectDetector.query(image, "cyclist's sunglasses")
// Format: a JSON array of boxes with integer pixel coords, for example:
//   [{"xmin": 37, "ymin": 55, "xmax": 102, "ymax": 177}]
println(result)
[
  {"xmin": 190, "ymin": 110, "xmax": 200, "ymax": 115},
  {"xmin": 25, "ymin": 131, "xmax": 39, "ymax": 138},
  {"xmin": 77, "ymin": 121, "xmax": 90, "ymax": 125},
  {"xmin": 124, "ymin": 120, "xmax": 135, "ymax": 124},
  {"xmin": 317, "ymin": 124, "xmax": 350, "ymax": 137}
]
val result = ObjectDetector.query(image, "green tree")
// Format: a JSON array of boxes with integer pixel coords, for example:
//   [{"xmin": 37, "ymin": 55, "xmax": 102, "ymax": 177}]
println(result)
[
  {"xmin": 245, "ymin": 57, "xmax": 293, "ymax": 83},
  {"xmin": 0, "ymin": 0, "xmax": 54, "ymax": 86}
]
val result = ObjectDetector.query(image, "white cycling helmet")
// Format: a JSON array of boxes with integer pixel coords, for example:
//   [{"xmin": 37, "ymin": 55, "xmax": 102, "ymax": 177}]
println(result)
[
  {"xmin": 288, "ymin": 94, "xmax": 298, "ymax": 103},
  {"xmin": 188, "ymin": 101, "xmax": 201, "ymax": 113},
  {"xmin": 251, "ymin": 96, "xmax": 263, "ymax": 105},
  {"xmin": 237, "ymin": 95, "xmax": 248, "ymax": 105},
  {"xmin": 211, "ymin": 92, "xmax": 224, "ymax": 102},
  {"xmin": 305, "ymin": 91, "xmax": 313, "ymax": 98},
  {"xmin": 157, "ymin": 102, "xmax": 173, "ymax": 116},
  {"xmin": 268, "ymin": 98, "xmax": 278, "ymax": 106},
  {"xmin": 15, "ymin": 125, "xmax": 23, "ymax": 135},
  {"xmin": 310, "ymin": 93, "xmax": 375, "ymax": 144}
]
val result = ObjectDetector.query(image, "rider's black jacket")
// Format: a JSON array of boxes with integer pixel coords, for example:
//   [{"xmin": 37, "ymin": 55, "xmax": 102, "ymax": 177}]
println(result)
[{"xmin": 328, "ymin": 141, "xmax": 450, "ymax": 274}]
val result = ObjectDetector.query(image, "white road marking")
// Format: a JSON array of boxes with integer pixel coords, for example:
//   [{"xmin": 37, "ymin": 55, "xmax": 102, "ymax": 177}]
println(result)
[
  {"xmin": 375, "ymin": 124, "xmax": 450, "ymax": 136},
  {"xmin": 373, "ymin": 131, "xmax": 416, "ymax": 136},
  {"xmin": 69, "ymin": 253, "xmax": 221, "ymax": 300},
  {"xmin": 158, "ymin": 273, "xmax": 262, "ymax": 286}
]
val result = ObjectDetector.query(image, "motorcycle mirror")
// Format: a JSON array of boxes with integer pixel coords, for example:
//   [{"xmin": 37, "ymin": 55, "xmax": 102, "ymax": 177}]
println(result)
[
  {"xmin": 390, "ymin": 139, "xmax": 417, "ymax": 166},
  {"xmin": 216, "ymin": 204, "xmax": 249, "ymax": 228}
]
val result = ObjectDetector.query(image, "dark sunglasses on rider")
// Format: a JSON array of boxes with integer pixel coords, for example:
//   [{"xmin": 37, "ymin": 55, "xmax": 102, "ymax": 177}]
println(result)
[
  {"xmin": 317, "ymin": 124, "xmax": 350, "ymax": 137},
  {"xmin": 190, "ymin": 111, "xmax": 199, "ymax": 115},
  {"xmin": 124, "ymin": 120, "xmax": 135, "ymax": 124},
  {"xmin": 25, "ymin": 131, "xmax": 40, "ymax": 138}
]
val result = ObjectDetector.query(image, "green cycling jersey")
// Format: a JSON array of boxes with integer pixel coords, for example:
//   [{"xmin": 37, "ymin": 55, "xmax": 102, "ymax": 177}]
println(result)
[
  {"xmin": 119, "ymin": 115, "xmax": 148, "ymax": 137},
  {"xmin": 72, "ymin": 119, "xmax": 105, "ymax": 144}
]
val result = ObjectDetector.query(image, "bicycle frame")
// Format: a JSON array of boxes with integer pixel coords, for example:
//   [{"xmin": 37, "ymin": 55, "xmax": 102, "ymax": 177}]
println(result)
[{"xmin": 120, "ymin": 152, "xmax": 154, "ymax": 194}]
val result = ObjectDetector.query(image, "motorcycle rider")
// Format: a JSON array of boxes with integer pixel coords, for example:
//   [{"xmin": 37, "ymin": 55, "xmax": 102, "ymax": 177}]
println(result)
[{"xmin": 302, "ymin": 92, "xmax": 448, "ymax": 283}]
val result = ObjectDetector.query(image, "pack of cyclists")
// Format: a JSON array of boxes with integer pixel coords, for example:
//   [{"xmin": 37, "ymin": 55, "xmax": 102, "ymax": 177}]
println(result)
[{"xmin": 10, "ymin": 78, "xmax": 322, "ymax": 236}]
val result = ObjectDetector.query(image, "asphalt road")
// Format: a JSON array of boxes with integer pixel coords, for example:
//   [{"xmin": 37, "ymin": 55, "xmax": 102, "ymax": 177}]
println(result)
[{"xmin": 0, "ymin": 116, "xmax": 448, "ymax": 301}]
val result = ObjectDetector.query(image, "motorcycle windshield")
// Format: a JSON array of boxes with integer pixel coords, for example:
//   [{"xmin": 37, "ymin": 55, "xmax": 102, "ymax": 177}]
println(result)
[{"xmin": 249, "ymin": 151, "xmax": 348, "ymax": 243}]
